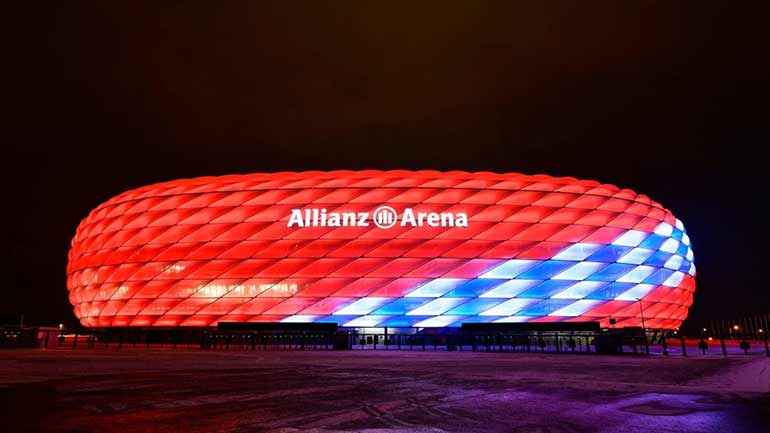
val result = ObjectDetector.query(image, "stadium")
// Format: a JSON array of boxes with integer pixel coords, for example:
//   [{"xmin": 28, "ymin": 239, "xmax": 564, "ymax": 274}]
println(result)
[{"xmin": 66, "ymin": 170, "xmax": 695, "ymax": 332}]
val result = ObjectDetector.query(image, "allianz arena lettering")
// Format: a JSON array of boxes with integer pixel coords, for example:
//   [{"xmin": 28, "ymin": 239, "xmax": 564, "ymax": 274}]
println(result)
[
  {"xmin": 287, "ymin": 207, "xmax": 469, "ymax": 228},
  {"xmin": 66, "ymin": 170, "xmax": 695, "ymax": 329}
]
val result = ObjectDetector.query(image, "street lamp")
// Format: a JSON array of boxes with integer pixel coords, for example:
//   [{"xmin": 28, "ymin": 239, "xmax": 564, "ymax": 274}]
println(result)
[
  {"xmin": 636, "ymin": 298, "xmax": 647, "ymax": 331},
  {"xmin": 636, "ymin": 297, "xmax": 648, "ymax": 354}
]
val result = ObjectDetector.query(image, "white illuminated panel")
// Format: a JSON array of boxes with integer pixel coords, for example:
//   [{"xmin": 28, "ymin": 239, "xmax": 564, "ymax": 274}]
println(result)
[
  {"xmin": 479, "ymin": 279, "xmax": 542, "ymax": 298},
  {"xmin": 549, "ymin": 299, "xmax": 605, "ymax": 316},
  {"xmin": 612, "ymin": 230, "xmax": 648, "ymax": 247},
  {"xmin": 406, "ymin": 298, "xmax": 467, "ymax": 316},
  {"xmin": 404, "ymin": 279, "xmax": 465, "ymax": 298},
  {"xmin": 280, "ymin": 315, "xmax": 319, "ymax": 323},
  {"xmin": 551, "ymin": 281, "xmax": 609, "ymax": 299},
  {"xmin": 659, "ymin": 238, "xmax": 680, "ymax": 254},
  {"xmin": 343, "ymin": 315, "xmax": 389, "ymax": 327},
  {"xmin": 663, "ymin": 271, "xmax": 685, "ymax": 287},
  {"xmin": 553, "ymin": 243, "xmax": 603, "ymax": 261},
  {"xmin": 493, "ymin": 316, "xmax": 534, "ymax": 323},
  {"xmin": 480, "ymin": 298, "xmax": 539, "ymax": 316},
  {"xmin": 335, "ymin": 298, "xmax": 390, "ymax": 315},
  {"xmin": 480, "ymin": 259, "xmax": 540, "ymax": 279},
  {"xmin": 617, "ymin": 248, "xmax": 655, "ymax": 265},
  {"xmin": 664, "ymin": 255, "xmax": 684, "ymax": 270},
  {"xmin": 654, "ymin": 222, "xmax": 674, "ymax": 237},
  {"xmin": 413, "ymin": 316, "xmax": 463, "ymax": 328},
  {"xmin": 552, "ymin": 262, "xmax": 607, "ymax": 281},
  {"xmin": 617, "ymin": 265, "xmax": 657, "ymax": 283},
  {"xmin": 615, "ymin": 284, "xmax": 657, "ymax": 301}
]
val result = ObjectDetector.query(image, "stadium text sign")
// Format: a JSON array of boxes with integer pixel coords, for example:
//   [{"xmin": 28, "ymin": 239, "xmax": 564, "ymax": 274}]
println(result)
[{"xmin": 288, "ymin": 206, "xmax": 468, "ymax": 229}]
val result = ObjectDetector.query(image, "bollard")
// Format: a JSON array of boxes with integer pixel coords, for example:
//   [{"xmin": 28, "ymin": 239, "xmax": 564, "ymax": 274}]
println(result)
[
  {"xmin": 764, "ymin": 336, "xmax": 769, "ymax": 357},
  {"xmin": 720, "ymin": 337, "xmax": 727, "ymax": 357},
  {"xmin": 73, "ymin": 332, "xmax": 78, "ymax": 348},
  {"xmin": 680, "ymin": 335, "xmax": 687, "ymax": 356}
]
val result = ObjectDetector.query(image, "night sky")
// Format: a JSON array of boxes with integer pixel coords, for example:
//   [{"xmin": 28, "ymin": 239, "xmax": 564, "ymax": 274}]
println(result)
[{"xmin": 3, "ymin": 3, "xmax": 768, "ymax": 329}]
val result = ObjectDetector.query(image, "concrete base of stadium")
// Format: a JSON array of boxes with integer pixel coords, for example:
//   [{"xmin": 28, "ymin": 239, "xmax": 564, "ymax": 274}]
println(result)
[{"xmin": 1, "ymin": 349, "xmax": 768, "ymax": 433}]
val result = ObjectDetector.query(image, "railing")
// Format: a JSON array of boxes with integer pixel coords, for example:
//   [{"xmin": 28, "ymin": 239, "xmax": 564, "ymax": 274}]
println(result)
[{"xmin": 27, "ymin": 328, "xmax": 770, "ymax": 357}]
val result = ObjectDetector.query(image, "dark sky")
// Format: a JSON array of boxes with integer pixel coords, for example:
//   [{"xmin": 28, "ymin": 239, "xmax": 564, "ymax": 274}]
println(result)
[{"xmin": 3, "ymin": 2, "xmax": 769, "ymax": 328}]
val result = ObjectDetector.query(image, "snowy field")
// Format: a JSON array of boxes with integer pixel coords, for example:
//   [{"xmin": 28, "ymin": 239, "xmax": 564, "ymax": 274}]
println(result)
[{"xmin": 0, "ymin": 349, "xmax": 768, "ymax": 433}]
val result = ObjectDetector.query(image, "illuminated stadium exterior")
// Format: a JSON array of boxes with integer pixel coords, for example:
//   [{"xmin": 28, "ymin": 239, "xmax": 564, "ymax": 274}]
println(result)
[{"xmin": 66, "ymin": 170, "xmax": 695, "ymax": 330}]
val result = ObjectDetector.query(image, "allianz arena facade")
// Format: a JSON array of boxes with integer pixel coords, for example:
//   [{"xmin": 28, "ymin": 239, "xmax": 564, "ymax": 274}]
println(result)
[{"xmin": 66, "ymin": 170, "xmax": 695, "ymax": 330}]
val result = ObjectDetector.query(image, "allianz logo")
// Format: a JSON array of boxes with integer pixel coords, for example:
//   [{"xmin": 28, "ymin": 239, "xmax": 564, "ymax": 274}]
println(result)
[{"xmin": 288, "ymin": 206, "xmax": 469, "ymax": 229}]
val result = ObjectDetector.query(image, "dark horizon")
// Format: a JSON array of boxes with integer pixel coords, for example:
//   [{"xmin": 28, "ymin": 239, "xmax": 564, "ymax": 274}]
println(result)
[{"xmin": 3, "ymin": 3, "xmax": 769, "ymax": 329}]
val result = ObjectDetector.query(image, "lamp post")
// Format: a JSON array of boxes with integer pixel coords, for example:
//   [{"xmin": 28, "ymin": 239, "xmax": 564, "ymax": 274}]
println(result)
[
  {"xmin": 636, "ymin": 298, "xmax": 649, "ymax": 354},
  {"xmin": 636, "ymin": 298, "xmax": 647, "ymax": 332}
]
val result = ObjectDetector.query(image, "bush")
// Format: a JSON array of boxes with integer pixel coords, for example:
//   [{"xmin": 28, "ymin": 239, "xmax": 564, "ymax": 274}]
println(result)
[
  {"xmin": 739, "ymin": 340, "xmax": 751, "ymax": 354},
  {"xmin": 697, "ymin": 339, "xmax": 708, "ymax": 354}
]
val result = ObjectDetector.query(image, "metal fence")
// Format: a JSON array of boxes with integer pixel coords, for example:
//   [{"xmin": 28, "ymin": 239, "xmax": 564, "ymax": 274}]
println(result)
[{"xmin": 27, "ymin": 327, "xmax": 770, "ymax": 357}]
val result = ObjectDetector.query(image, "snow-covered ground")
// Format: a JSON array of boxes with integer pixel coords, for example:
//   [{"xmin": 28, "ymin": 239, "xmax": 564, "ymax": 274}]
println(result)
[{"xmin": 1, "ymin": 349, "xmax": 768, "ymax": 433}]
